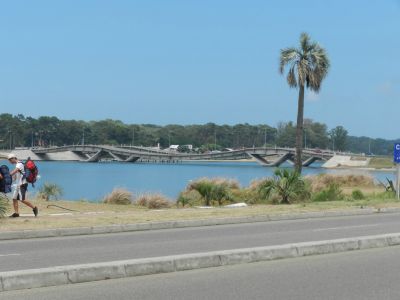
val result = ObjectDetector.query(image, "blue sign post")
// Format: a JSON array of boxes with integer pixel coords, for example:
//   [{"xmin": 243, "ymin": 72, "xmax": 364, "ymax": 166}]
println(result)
[
  {"xmin": 394, "ymin": 144, "xmax": 400, "ymax": 163},
  {"xmin": 394, "ymin": 144, "xmax": 400, "ymax": 199}
]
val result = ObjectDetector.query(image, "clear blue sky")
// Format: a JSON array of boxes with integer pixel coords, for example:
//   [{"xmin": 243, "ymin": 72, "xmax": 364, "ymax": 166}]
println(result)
[{"xmin": 0, "ymin": 0, "xmax": 399, "ymax": 138}]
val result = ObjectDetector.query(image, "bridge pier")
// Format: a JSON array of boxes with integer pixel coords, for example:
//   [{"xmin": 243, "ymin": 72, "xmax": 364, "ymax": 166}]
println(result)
[
  {"xmin": 86, "ymin": 150, "xmax": 103, "ymax": 162},
  {"xmin": 302, "ymin": 156, "xmax": 322, "ymax": 167}
]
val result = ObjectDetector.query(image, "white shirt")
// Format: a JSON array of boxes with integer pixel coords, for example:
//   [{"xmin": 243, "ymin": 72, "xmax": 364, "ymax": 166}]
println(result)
[{"xmin": 14, "ymin": 161, "xmax": 27, "ymax": 186}]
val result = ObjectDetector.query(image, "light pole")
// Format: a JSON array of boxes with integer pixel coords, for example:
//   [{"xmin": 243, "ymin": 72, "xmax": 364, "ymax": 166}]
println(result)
[
  {"xmin": 264, "ymin": 127, "xmax": 267, "ymax": 148},
  {"xmin": 368, "ymin": 138, "xmax": 371, "ymax": 154},
  {"xmin": 304, "ymin": 129, "xmax": 307, "ymax": 149},
  {"xmin": 31, "ymin": 132, "xmax": 35, "ymax": 148},
  {"xmin": 131, "ymin": 128, "xmax": 135, "ymax": 147},
  {"xmin": 8, "ymin": 130, "xmax": 12, "ymax": 150},
  {"xmin": 82, "ymin": 128, "xmax": 85, "ymax": 146}
]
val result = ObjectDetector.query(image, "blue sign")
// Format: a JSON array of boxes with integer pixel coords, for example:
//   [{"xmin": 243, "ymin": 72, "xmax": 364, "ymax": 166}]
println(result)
[{"xmin": 394, "ymin": 144, "xmax": 400, "ymax": 163}]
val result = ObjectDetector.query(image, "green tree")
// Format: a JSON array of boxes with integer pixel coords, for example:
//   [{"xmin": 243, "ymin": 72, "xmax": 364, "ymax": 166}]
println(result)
[
  {"xmin": 280, "ymin": 33, "xmax": 330, "ymax": 173},
  {"xmin": 329, "ymin": 126, "xmax": 348, "ymax": 151}
]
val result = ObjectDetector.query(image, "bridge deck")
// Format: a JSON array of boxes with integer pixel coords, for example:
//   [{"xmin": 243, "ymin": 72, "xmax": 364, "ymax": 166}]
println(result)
[{"xmin": 30, "ymin": 145, "xmax": 337, "ymax": 166}]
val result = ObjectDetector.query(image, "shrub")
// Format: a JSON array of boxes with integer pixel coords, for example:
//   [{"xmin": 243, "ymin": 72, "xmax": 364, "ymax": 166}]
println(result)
[
  {"xmin": 185, "ymin": 177, "xmax": 237, "ymax": 206},
  {"xmin": 258, "ymin": 169, "xmax": 310, "ymax": 204},
  {"xmin": 0, "ymin": 194, "xmax": 9, "ymax": 218},
  {"xmin": 103, "ymin": 188, "xmax": 133, "ymax": 205},
  {"xmin": 136, "ymin": 193, "xmax": 171, "ymax": 209},
  {"xmin": 312, "ymin": 183, "xmax": 343, "ymax": 202},
  {"xmin": 351, "ymin": 189, "xmax": 365, "ymax": 200},
  {"xmin": 37, "ymin": 183, "xmax": 63, "ymax": 201}
]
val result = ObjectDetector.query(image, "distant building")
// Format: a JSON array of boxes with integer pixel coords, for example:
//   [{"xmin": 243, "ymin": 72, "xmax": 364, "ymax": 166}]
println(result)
[{"xmin": 169, "ymin": 145, "xmax": 180, "ymax": 151}]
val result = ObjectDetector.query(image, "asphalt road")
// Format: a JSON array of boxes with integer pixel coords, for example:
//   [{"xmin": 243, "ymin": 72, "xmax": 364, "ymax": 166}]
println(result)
[
  {"xmin": 1, "ymin": 212, "xmax": 400, "ymax": 272},
  {"xmin": 2, "ymin": 245, "xmax": 400, "ymax": 300}
]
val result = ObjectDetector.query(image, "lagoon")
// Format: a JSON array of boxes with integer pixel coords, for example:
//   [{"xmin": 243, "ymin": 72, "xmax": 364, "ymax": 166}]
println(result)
[{"xmin": 0, "ymin": 160, "xmax": 395, "ymax": 202}]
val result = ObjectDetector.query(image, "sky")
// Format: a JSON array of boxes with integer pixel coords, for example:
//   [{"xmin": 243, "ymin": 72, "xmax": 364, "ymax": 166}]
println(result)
[{"xmin": 0, "ymin": 0, "xmax": 399, "ymax": 139}]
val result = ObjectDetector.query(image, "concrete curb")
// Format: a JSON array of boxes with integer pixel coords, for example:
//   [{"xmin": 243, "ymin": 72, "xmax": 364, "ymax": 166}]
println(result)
[
  {"xmin": 2, "ymin": 207, "xmax": 400, "ymax": 241},
  {"xmin": 1, "ymin": 232, "xmax": 400, "ymax": 292}
]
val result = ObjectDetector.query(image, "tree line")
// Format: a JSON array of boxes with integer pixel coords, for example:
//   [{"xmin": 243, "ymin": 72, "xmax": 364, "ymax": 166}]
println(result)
[{"xmin": 1, "ymin": 113, "xmax": 393, "ymax": 155}]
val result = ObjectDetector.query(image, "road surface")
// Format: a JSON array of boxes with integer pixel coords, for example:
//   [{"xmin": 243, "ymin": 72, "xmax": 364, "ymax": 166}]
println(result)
[
  {"xmin": 2, "ymin": 246, "xmax": 400, "ymax": 299},
  {"xmin": 1, "ymin": 212, "xmax": 400, "ymax": 271}
]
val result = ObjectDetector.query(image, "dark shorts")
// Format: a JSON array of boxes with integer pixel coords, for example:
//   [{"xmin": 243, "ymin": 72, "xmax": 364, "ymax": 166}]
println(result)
[{"xmin": 13, "ymin": 183, "xmax": 28, "ymax": 201}]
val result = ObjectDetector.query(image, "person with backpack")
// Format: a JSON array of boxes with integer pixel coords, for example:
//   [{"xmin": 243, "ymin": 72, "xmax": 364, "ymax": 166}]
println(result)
[{"xmin": 7, "ymin": 153, "xmax": 38, "ymax": 218}]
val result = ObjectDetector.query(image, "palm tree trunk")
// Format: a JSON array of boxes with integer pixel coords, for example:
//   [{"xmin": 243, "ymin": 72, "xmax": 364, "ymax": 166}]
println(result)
[{"xmin": 295, "ymin": 84, "xmax": 305, "ymax": 174}]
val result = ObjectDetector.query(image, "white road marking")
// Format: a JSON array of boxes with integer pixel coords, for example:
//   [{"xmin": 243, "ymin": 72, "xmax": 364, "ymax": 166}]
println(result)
[
  {"xmin": 313, "ymin": 224, "xmax": 381, "ymax": 232},
  {"xmin": 0, "ymin": 253, "xmax": 20, "ymax": 257}
]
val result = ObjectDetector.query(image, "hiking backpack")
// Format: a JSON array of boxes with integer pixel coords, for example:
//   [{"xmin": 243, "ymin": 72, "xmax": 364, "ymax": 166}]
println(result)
[
  {"xmin": 0, "ymin": 165, "xmax": 12, "ymax": 193},
  {"xmin": 23, "ymin": 158, "xmax": 39, "ymax": 186}
]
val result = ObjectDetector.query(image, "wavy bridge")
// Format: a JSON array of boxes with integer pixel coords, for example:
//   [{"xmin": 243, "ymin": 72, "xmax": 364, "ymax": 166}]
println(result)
[{"xmin": 31, "ymin": 145, "xmax": 336, "ymax": 167}]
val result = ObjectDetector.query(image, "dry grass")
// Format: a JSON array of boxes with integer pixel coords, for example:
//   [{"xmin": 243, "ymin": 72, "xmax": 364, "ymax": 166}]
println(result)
[
  {"xmin": 103, "ymin": 188, "xmax": 133, "ymax": 205},
  {"xmin": 306, "ymin": 174, "xmax": 376, "ymax": 192},
  {"xmin": 187, "ymin": 177, "xmax": 240, "ymax": 190},
  {"xmin": 135, "ymin": 193, "xmax": 171, "ymax": 209}
]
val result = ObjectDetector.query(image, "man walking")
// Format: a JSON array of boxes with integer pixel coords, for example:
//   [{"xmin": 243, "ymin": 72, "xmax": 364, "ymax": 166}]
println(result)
[{"xmin": 7, "ymin": 153, "xmax": 38, "ymax": 218}]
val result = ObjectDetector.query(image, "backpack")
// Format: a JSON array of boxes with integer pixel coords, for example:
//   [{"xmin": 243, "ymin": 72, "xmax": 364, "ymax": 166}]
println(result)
[
  {"xmin": 23, "ymin": 158, "xmax": 39, "ymax": 187},
  {"xmin": 0, "ymin": 165, "xmax": 12, "ymax": 193}
]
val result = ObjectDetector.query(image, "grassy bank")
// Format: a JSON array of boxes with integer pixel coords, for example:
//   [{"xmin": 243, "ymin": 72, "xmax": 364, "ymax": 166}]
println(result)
[
  {"xmin": 368, "ymin": 157, "xmax": 394, "ymax": 169},
  {"xmin": 0, "ymin": 196, "xmax": 399, "ymax": 232}
]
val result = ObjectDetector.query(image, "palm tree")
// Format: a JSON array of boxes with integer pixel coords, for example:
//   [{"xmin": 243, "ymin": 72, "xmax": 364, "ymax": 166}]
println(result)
[{"xmin": 279, "ymin": 33, "xmax": 330, "ymax": 173}]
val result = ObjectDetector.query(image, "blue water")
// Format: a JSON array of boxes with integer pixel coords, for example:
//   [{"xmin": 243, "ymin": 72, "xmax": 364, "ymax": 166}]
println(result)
[{"xmin": 0, "ymin": 160, "xmax": 395, "ymax": 202}]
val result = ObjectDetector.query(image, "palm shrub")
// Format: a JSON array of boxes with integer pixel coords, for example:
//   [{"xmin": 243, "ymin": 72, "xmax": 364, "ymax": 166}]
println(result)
[
  {"xmin": 0, "ymin": 193, "xmax": 9, "ymax": 218},
  {"xmin": 210, "ymin": 183, "xmax": 233, "ymax": 206},
  {"xmin": 189, "ymin": 180, "xmax": 214, "ymax": 206},
  {"xmin": 186, "ymin": 178, "xmax": 236, "ymax": 206},
  {"xmin": 176, "ymin": 190, "xmax": 203, "ymax": 207},
  {"xmin": 38, "ymin": 183, "xmax": 63, "ymax": 201},
  {"xmin": 280, "ymin": 33, "xmax": 330, "ymax": 173},
  {"xmin": 258, "ymin": 169, "xmax": 310, "ymax": 204}
]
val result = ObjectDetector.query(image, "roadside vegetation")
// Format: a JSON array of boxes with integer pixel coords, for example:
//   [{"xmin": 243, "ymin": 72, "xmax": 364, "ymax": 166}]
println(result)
[
  {"xmin": 103, "ymin": 188, "xmax": 133, "ymax": 205},
  {"xmin": 37, "ymin": 182, "xmax": 64, "ymax": 201},
  {"xmin": 0, "ymin": 171, "xmax": 398, "ymax": 230},
  {"xmin": 135, "ymin": 193, "xmax": 171, "ymax": 209},
  {"xmin": 0, "ymin": 193, "xmax": 9, "ymax": 218},
  {"xmin": 175, "ymin": 171, "xmax": 392, "ymax": 206}
]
